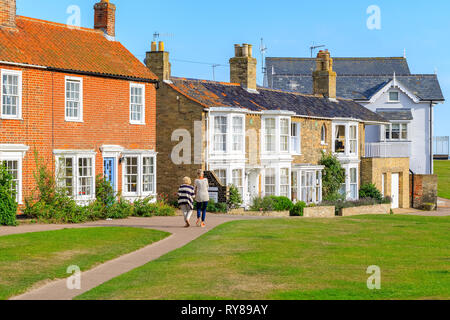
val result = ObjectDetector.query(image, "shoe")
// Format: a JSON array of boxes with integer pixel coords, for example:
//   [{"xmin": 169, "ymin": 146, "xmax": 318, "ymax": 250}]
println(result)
[
  {"xmin": 201, "ymin": 223, "xmax": 206, "ymax": 228},
  {"xmin": 184, "ymin": 222, "xmax": 190, "ymax": 228},
  {"xmin": 196, "ymin": 219, "xmax": 201, "ymax": 226}
]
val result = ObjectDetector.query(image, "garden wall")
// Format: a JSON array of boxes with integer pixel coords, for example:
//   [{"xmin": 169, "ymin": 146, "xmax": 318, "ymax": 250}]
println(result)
[
  {"xmin": 339, "ymin": 204, "xmax": 391, "ymax": 217},
  {"xmin": 409, "ymin": 174, "xmax": 438, "ymax": 210},
  {"xmin": 303, "ymin": 206, "xmax": 335, "ymax": 218}
]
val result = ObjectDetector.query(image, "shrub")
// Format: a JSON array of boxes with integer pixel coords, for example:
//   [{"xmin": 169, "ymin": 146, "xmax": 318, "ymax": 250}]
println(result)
[
  {"xmin": 133, "ymin": 198, "xmax": 176, "ymax": 217},
  {"xmin": 96, "ymin": 175, "xmax": 116, "ymax": 208},
  {"xmin": 206, "ymin": 199, "xmax": 227, "ymax": 213},
  {"xmin": 154, "ymin": 202, "xmax": 176, "ymax": 216},
  {"xmin": 269, "ymin": 196, "xmax": 294, "ymax": 211},
  {"xmin": 359, "ymin": 183, "xmax": 383, "ymax": 201},
  {"xmin": 290, "ymin": 201, "xmax": 306, "ymax": 216},
  {"xmin": 227, "ymin": 185, "xmax": 242, "ymax": 210},
  {"xmin": 0, "ymin": 164, "xmax": 18, "ymax": 226},
  {"xmin": 107, "ymin": 198, "xmax": 134, "ymax": 219},
  {"xmin": 319, "ymin": 152, "xmax": 346, "ymax": 201},
  {"xmin": 250, "ymin": 196, "xmax": 274, "ymax": 212}
]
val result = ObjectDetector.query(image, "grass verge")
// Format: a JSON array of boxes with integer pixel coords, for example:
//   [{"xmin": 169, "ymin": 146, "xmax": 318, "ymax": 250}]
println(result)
[
  {"xmin": 77, "ymin": 215, "xmax": 450, "ymax": 300},
  {"xmin": 435, "ymin": 160, "xmax": 450, "ymax": 199},
  {"xmin": 0, "ymin": 227, "xmax": 169, "ymax": 300}
]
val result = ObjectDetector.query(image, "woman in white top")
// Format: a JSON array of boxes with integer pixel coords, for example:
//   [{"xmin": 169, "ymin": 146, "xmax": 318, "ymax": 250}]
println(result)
[{"xmin": 194, "ymin": 169, "xmax": 210, "ymax": 228}]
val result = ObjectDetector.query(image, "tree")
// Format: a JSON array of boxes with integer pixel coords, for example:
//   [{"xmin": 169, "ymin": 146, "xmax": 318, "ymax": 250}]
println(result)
[{"xmin": 319, "ymin": 152, "xmax": 346, "ymax": 201}]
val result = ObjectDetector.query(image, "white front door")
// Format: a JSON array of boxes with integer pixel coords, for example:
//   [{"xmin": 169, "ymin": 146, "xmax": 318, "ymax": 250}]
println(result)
[{"xmin": 391, "ymin": 173, "xmax": 399, "ymax": 209}]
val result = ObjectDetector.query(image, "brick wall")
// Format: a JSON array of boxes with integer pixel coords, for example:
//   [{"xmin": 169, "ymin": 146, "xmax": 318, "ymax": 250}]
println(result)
[
  {"xmin": 409, "ymin": 174, "xmax": 438, "ymax": 209},
  {"xmin": 361, "ymin": 157, "xmax": 410, "ymax": 208},
  {"xmin": 0, "ymin": 64, "xmax": 156, "ymax": 205},
  {"xmin": 292, "ymin": 118, "xmax": 332, "ymax": 164},
  {"xmin": 0, "ymin": 0, "xmax": 16, "ymax": 29}
]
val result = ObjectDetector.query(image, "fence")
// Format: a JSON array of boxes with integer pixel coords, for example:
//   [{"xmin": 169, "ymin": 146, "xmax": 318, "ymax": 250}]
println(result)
[{"xmin": 433, "ymin": 136, "xmax": 449, "ymax": 160}]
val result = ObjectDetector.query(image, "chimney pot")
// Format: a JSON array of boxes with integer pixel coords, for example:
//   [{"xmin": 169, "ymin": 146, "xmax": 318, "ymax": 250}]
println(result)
[
  {"xmin": 230, "ymin": 43, "xmax": 257, "ymax": 91},
  {"xmin": 151, "ymin": 41, "xmax": 157, "ymax": 52},
  {"xmin": 313, "ymin": 49, "xmax": 337, "ymax": 99},
  {"xmin": 158, "ymin": 41, "xmax": 165, "ymax": 52},
  {"xmin": 146, "ymin": 43, "xmax": 171, "ymax": 81}
]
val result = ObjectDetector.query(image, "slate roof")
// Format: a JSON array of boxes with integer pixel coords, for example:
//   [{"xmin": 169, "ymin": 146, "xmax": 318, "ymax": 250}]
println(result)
[
  {"xmin": 266, "ymin": 57, "xmax": 411, "ymax": 75},
  {"xmin": 0, "ymin": 16, "xmax": 157, "ymax": 81},
  {"xmin": 168, "ymin": 78, "xmax": 388, "ymax": 123},
  {"xmin": 376, "ymin": 109, "xmax": 413, "ymax": 121},
  {"xmin": 266, "ymin": 57, "xmax": 444, "ymax": 101}
]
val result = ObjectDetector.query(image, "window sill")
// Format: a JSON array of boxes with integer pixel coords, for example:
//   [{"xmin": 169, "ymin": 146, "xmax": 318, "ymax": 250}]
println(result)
[
  {"xmin": 1, "ymin": 116, "xmax": 23, "ymax": 121},
  {"xmin": 65, "ymin": 119, "xmax": 84, "ymax": 123},
  {"xmin": 320, "ymin": 142, "xmax": 328, "ymax": 146},
  {"xmin": 130, "ymin": 121, "xmax": 146, "ymax": 126}
]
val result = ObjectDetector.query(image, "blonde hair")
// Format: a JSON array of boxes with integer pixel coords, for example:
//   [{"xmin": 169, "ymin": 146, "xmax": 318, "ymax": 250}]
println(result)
[
  {"xmin": 183, "ymin": 177, "xmax": 192, "ymax": 185},
  {"xmin": 197, "ymin": 169, "xmax": 204, "ymax": 178}
]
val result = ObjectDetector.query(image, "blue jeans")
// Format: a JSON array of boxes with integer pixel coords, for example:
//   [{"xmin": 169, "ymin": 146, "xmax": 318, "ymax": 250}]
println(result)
[{"xmin": 196, "ymin": 202, "xmax": 208, "ymax": 222}]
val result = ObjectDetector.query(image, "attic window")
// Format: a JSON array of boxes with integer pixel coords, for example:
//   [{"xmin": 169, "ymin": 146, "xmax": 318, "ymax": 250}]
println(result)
[{"xmin": 389, "ymin": 91, "xmax": 399, "ymax": 102}]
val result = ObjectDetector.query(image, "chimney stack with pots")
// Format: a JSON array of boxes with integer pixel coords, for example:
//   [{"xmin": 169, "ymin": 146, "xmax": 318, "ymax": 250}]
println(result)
[
  {"xmin": 230, "ymin": 43, "xmax": 258, "ymax": 91},
  {"xmin": 313, "ymin": 50, "xmax": 337, "ymax": 99}
]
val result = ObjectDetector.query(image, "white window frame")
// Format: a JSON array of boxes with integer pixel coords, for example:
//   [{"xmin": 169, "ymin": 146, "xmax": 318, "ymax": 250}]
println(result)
[
  {"xmin": 1, "ymin": 69, "xmax": 22, "ymax": 120},
  {"xmin": 232, "ymin": 116, "xmax": 244, "ymax": 152},
  {"xmin": 65, "ymin": 76, "xmax": 83, "ymax": 122},
  {"xmin": 55, "ymin": 152, "xmax": 96, "ymax": 202},
  {"xmin": 213, "ymin": 169, "xmax": 228, "ymax": 186},
  {"xmin": 321, "ymin": 124, "xmax": 327, "ymax": 145},
  {"xmin": 232, "ymin": 168, "xmax": 244, "ymax": 197},
  {"xmin": 279, "ymin": 168, "xmax": 290, "ymax": 198},
  {"xmin": 280, "ymin": 118, "xmax": 290, "ymax": 153},
  {"xmin": 298, "ymin": 170, "xmax": 322, "ymax": 204},
  {"xmin": 213, "ymin": 115, "xmax": 228, "ymax": 153},
  {"xmin": 1, "ymin": 156, "xmax": 22, "ymax": 204},
  {"xmin": 291, "ymin": 122, "xmax": 301, "ymax": 154},
  {"xmin": 130, "ymin": 83, "xmax": 146, "ymax": 125},
  {"xmin": 340, "ymin": 164, "xmax": 359, "ymax": 201},
  {"xmin": 332, "ymin": 122, "xmax": 359, "ymax": 157},
  {"xmin": 382, "ymin": 122, "xmax": 409, "ymax": 141},
  {"xmin": 264, "ymin": 168, "xmax": 276, "ymax": 196},
  {"xmin": 263, "ymin": 117, "xmax": 276, "ymax": 153},
  {"xmin": 349, "ymin": 124, "xmax": 358, "ymax": 156},
  {"xmin": 388, "ymin": 90, "xmax": 400, "ymax": 102},
  {"xmin": 261, "ymin": 116, "xmax": 292, "ymax": 155},
  {"xmin": 122, "ymin": 153, "xmax": 157, "ymax": 198}
]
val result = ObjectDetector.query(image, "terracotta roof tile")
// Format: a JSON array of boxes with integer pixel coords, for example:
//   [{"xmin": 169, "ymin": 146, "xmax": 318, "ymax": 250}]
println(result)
[{"xmin": 0, "ymin": 16, "xmax": 156, "ymax": 81}]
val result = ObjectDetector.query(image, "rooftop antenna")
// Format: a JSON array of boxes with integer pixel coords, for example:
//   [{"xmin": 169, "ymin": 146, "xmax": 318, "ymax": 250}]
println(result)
[
  {"xmin": 310, "ymin": 43, "xmax": 325, "ymax": 58},
  {"xmin": 153, "ymin": 32, "xmax": 160, "ymax": 42},
  {"xmin": 212, "ymin": 64, "xmax": 220, "ymax": 81},
  {"xmin": 260, "ymin": 38, "xmax": 268, "ymax": 82},
  {"xmin": 403, "ymin": 48, "xmax": 407, "ymax": 59}
]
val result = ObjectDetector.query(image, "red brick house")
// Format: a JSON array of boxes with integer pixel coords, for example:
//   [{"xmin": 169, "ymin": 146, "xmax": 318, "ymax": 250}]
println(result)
[{"xmin": 0, "ymin": 0, "xmax": 158, "ymax": 207}]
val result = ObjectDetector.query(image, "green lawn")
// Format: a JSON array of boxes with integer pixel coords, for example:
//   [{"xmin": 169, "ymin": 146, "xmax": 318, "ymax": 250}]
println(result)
[
  {"xmin": 435, "ymin": 160, "xmax": 450, "ymax": 199},
  {"xmin": 77, "ymin": 216, "xmax": 450, "ymax": 300},
  {"xmin": 0, "ymin": 227, "xmax": 169, "ymax": 300}
]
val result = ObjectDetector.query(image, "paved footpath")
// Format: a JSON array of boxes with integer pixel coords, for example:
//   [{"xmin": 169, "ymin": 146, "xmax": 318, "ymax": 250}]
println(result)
[{"xmin": 4, "ymin": 215, "xmax": 269, "ymax": 300}]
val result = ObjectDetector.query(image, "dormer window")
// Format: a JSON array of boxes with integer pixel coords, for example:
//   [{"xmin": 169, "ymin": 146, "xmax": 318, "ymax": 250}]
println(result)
[{"xmin": 389, "ymin": 91, "xmax": 400, "ymax": 102}]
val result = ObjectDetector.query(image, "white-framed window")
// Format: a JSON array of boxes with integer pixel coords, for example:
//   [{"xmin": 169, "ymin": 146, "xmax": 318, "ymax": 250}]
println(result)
[
  {"xmin": 214, "ymin": 169, "xmax": 227, "ymax": 186},
  {"xmin": 2, "ymin": 159, "xmax": 20, "ymax": 202},
  {"xmin": 389, "ymin": 91, "xmax": 400, "ymax": 102},
  {"xmin": 349, "ymin": 125, "xmax": 358, "ymax": 155},
  {"xmin": 321, "ymin": 124, "xmax": 327, "ymax": 144},
  {"xmin": 291, "ymin": 171, "xmax": 298, "ymax": 202},
  {"xmin": 122, "ymin": 154, "xmax": 156, "ymax": 197},
  {"xmin": 280, "ymin": 118, "xmax": 290, "ymax": 152},
  {"xmin": 293, "ymin": 169, "xmax": 322, "ymax": 205},
  {"xmin": 291, "ymin": 122, "xmax": 301, "ymax": 154},
  {"xmin": 264, "ymin": 118, "xmax": 276, "ymax": 152},
  {"xmin": 280, "ymin": 168, "xmax": 290, "ymax": 198},
  {"xmin": 232, "ymin": 169, "xmax": 244, "ymax": 197},
  {"xmin": 130, "ymin": 83, "xmax": 145, "ymax": 124},
  {"xmin": 1, "ymin": 69, "xmax": 22, "ymax": 119},
  {"xmin": 350, "ymin": 167, "xmax": 358, "ymax": 200},
  {"xmin": 65, "ymin": 76, "xmax": 83, "ymax": 122},
  {"xmin": 334, "ymin": 125, "xmax": 346, "ymax": 153},
  {"xmin": 232, "ymin": 116, "xmax": 244, "ymax": 152},
  {"xmin": 383, "ymin": 123, "xmax": 408, "ymax": 141},
  {"xmin": 214, "ymin": 116, "xmax": 227, "ymax": 152},
  {"xmin": 264, "ymin": 168, "xmax": 276, "ymax": 196},
  {"xmin": 56, "ymin": 153, "xmax": 95, "ymax": 201}
]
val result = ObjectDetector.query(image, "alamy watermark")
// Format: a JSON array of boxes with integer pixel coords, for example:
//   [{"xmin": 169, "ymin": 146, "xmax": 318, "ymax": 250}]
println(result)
[
  {"xmin": 366, "ymin": 5, "xmax": 381, "ymax": 30},
  {"xmin": 66, "ymin": 5, "xmax": 81, "ymax": 29},
  {"xmin": 366, "ymin": 265, "xmax": 381, "ymax": 290},
  {"xmin": 66, "ymin": 265, "xmax": 81, "ymax": 290}
]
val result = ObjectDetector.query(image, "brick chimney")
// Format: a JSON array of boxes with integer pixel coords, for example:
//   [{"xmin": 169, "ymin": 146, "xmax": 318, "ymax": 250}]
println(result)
[
  {"xmin": 145, "ymin": 41, "xmax": 171, "ymax": 81},
  {"xmin": 0, "ymin": 0, "xmax": 16, "ymax": 29},
  {"xmin": 230, "ymin": 44, "xmax": 257, "ymax": 91},
  {"xmin": 94, "ymin": 0, "xmax": 116, "ymax": 38},
  {"xmin": 313, "ymin": 50, "xmax": 337, "ymax": 99}
]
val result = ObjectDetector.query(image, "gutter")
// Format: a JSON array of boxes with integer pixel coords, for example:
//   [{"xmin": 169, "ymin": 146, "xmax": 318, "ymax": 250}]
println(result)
[
  {"xmin": 410, "ymin": 169, "xmax": 415, "ymax": 208},
  {"xmin": 430, "ymin": 101, "xmax": 434, "ymax": 174},
  {"xmin": 0, "ymin": 61, "xmax": 159, "ymax": 87}
]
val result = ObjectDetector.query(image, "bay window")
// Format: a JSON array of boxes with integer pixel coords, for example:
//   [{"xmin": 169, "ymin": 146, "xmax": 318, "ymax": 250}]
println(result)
[
  {"xmin": 232, "ymin": 116, "xmax": 244, "ymax": 152},
  {"xmin": 280, "ymin": 168, "xmax": 290, "ymax": 198},
  {"xmin": 339, "ymin": 165, "xmax": 359, "ymax": 201},
  {"xmin": 264, "ymin": 168, "xmax": 276, "ymax": 196},
  {"xmin": 297, "ymin": 169, "xmax": 322, "ymax": 204},
  {"xmin": 333, "ymin": 123, "xmax": 359, "ymax": 156},
  {"xmin": 123, "ymin": 154, "xmax": 156, "ymax": 198},
  {"xmin": 264, "ymin": 118, "xmax": 276, "ymax": 152},
  {"xmin": 65, "ymin": 77, "xmax": 83, "ymax": 122},
  {"xmin": 350, "ymin": 168, "xmax": 358, "ymax": 200},
  {"xmin": 280, "ymin": 119, "xmax": 290, "ymax": 152},
  {"xmin": 291, "ymin": 122, "xmax": 301, "ymax": 154},
  {"xmin": 1, "ymin": 70, "xmax": 22, "ymax": 119},
  {"xmin": 214, "ymin": 169, "xmax": 227, "ymax": 186},
  {"xmin": 214, "ymin": 116, "xmax": 227, "ymax": 152},
  {"xmin": 232, "ymin": 169, "xmax": 244, "ymax": 197},
  {"xmin": 130, "ymin": 83, "xmax": 145, "ymax": 124},
  {"xmin": 349, "ymin": 125, "xmax": 358, "ymax": 154},
  {"xmin": 334, "ymin": 125, "xmax": 346, "ymax": 153}
]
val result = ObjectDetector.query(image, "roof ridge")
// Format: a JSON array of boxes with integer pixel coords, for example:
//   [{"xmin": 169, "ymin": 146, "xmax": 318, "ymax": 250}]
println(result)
[
  {"xmin": 17, "ymin": 16, "xmax": 103, "ymax": 35},
  {"xmin": 267, "ymin": 57, "xmax": 406, "ymax": 60},
  {"xmin": 171, "ymin": 77, "xmax": 240, "ymax": 86},
  {"xmin": 258, "ymin": 86, "xmax": 355, "ymax": 101}
]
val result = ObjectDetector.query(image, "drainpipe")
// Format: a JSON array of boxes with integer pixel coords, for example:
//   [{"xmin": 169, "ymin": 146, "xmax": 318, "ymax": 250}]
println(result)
[
  {"xmin": 410, "ymin": 169, "xmax": 415, "ymax": 208},
  {"xmin": 430, "ymin": 101, "xmax": 434, "ymax": 174}
]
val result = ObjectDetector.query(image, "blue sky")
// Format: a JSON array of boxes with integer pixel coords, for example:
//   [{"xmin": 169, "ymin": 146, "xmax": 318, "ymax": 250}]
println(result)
[{"xmin": 17, "ymin": 0, "xmax": 450, "ymax": 136}]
